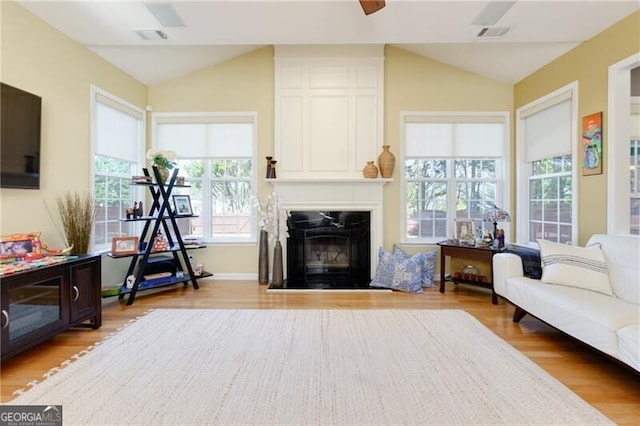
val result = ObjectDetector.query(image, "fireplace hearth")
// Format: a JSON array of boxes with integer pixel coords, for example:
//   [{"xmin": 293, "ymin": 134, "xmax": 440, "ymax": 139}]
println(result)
[{"xmin": 277, "ymin": 211, "xmax": 372, "ymax": 289}]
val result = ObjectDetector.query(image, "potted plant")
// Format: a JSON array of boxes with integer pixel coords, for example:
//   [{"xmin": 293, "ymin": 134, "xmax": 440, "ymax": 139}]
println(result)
[{"xmin": 146, "ymin": 149, "xmax": 177, "ymax": 184}]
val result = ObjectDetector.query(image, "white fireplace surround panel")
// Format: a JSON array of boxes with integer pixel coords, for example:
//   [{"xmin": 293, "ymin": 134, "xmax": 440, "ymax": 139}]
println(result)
[
  {"xmin": 274, "ymin": 45, "xmax": 384, "ymax": 179},
  {"xmin": 269, "ymin": 179, "xmax": 391, "ymax": 279}
]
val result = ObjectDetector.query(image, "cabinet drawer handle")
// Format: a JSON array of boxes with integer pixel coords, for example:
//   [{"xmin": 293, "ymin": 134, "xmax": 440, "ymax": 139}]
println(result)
[
  {"xmin": 1, "ymin": 310, "xmax": 8, "ymax": 329},
  {"xmin": 72, "ymin": 285, "xmax": 79, "ymax": 301}
]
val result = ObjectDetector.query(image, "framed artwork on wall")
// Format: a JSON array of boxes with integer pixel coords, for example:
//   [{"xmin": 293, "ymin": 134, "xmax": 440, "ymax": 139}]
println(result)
[{"xmin": 582, "ymin": 112, "xmax": 603, "ymax": 176}]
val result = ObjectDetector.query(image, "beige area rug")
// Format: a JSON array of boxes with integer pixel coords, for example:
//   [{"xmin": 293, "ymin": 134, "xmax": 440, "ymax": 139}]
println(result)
[{"xmin": 8, "ymin": 309, "xmax": 611, "ymax": 425}]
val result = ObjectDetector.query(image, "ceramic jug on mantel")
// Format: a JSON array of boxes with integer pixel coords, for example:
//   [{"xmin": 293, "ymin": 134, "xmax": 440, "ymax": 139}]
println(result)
[
  {"xmin": 363, "ymin": 161, "xmax": 378, "ymax": 178},
  {"xmin": 378, "ymin": 145, "xmax": 396, "ymax": 178}
]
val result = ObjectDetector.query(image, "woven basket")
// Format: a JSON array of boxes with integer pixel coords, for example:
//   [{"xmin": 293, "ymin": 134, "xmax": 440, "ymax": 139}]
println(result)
[{"xmin": 363, "ymin": 161, "xmax": 378, "ymax": 178}]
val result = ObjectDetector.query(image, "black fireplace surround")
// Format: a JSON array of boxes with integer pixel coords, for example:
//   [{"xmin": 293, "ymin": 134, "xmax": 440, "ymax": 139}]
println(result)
[{"xmin": 283, "ymin": 211, "xmax": 371, "ymax": 289}]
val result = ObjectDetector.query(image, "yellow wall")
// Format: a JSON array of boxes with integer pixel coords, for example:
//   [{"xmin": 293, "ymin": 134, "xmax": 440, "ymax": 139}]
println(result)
[
  {"xmin": 148, "ymin": 47, "xmax": 274, "ymax": 274},
  {"xmin": 1, "ymin": 2, "xmax": 147, "ymax": 238},
  {"xmin": 514, "ymin": 10, "xmax": 640, "ymax": 245},
  {"xmin": 0, "ymin": 2, "xmax": 147, "ymax": 284}
]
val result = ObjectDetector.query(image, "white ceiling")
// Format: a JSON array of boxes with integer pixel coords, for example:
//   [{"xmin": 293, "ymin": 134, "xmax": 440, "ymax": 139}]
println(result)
[{"xmin": 18, "ymin": 0, "xmax": 640, "ymax": 86}]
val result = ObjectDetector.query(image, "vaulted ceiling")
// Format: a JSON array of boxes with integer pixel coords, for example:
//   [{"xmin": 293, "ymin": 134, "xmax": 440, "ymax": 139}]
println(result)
[{"xmin": 18, "ymin": 1, "xmax": 640, "ymax": 85}]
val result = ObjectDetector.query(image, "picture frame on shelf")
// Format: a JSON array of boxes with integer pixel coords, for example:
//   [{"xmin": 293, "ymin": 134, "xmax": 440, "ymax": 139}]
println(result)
[
  {"xmin": 172, "ymin": 195, "xmax": 193, "ymax": 216},
  {"xmin": 111, "ymin": 236, "xmax": 139, "ymax": 256},
  {"xmin": 454, "ymin": 219, "xmax": 476, "ymax": 245}
]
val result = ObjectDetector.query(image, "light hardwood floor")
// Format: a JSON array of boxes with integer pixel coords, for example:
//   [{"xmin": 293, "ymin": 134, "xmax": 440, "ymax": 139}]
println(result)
[{"xmin": 1, "ymin": 280, "xmax": 639, "ymax": 424}]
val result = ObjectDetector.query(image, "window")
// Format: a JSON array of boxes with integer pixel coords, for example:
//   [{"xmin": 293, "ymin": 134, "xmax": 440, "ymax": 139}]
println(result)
[
  {"xmin": 91, "ymin": 87, "xmax": 145, "ymax": 252},
  {"xmin": 528, "ymin": 155, "xmax": 573, "ymax": 243},
  {"xmin": 153, "ymin": 113, "xmax": 257, "ymax": 243},
  {"xmin": 401, "ymin": 113, "xmax": 509, "ymax": 244},
  {"xmin": 517, "ymin": 82, "xmax": 578, "ymax": 244}
]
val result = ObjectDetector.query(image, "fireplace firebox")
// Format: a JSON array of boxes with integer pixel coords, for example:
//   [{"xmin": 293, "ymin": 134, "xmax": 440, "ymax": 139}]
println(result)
[{"xmin": 284, "ymin": 211, "xmax": 371, "ymax": 289}]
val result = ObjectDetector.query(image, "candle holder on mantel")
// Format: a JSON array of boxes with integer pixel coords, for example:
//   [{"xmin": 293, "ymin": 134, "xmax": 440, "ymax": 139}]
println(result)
[
  {"xmin": 265, "ymin": 157, "xmax": 273, "ymax": 179},
  {"xmin": 268, "ymin": 160, "xmax": 277, "ymax": 178}
]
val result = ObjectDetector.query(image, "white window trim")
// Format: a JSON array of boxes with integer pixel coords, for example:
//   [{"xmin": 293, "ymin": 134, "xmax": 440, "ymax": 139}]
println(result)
[
  {"xmin": 608, "ymin": 53, "xmax": 640, "ymax": 234},
  {"xmin": 151, "ymin": 111, "xmax": 258, "ymax": 244},
  {"xmin": 399, "ymin": 111, "xmax": 511, "ymax": 245},
  {"xmin": 515, "ymin": 81, "xmax": 579, "ymax": 245},
  {"xmin": 90, "ymin": 85, "xmax": 145, "ymax": 253}
]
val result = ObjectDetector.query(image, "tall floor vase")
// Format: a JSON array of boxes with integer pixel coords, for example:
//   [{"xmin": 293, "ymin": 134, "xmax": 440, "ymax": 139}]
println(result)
[
  {"xmin": 258, "ymin": 229, "xmax": 269, "ymax": 285},
  {"xmin": 272, "ymin": 240, "xmax": 284, "ymax": 287}
]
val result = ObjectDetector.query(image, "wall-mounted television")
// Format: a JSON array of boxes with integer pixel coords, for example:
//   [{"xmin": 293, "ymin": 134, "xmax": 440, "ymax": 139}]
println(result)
[{"xmin": 1, "ymin": 82, "xmax": 42, "ymax": 189}]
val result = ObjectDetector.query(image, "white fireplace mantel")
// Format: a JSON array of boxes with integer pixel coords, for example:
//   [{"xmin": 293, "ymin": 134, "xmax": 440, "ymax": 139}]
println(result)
[{"xmin": 267, "ymin": 178, "xmax": 392, "ymax": 279}]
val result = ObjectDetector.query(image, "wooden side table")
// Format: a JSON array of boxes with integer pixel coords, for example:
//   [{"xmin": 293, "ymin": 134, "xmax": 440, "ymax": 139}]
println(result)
[{"xmin": 437, "ymin": 241, "xmax": 503, "ymax": 304}]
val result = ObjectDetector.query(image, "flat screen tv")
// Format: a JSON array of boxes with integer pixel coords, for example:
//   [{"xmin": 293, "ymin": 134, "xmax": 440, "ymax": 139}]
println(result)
[{"xmin": 1, "ymin": 82, "xmax": 42, "ymax": 189}]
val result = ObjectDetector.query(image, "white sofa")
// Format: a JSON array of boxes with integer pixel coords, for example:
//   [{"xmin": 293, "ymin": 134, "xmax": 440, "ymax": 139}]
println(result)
[{"xmin": 493, "ymin": 234, "xmax": 640, "ymax": 372}]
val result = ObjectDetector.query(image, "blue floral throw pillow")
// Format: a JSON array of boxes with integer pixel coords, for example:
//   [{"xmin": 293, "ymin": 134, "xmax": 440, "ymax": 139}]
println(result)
[
  {"xmin": 390, "ymin": 252, "xmax": 424, "ymax": 293},
  {"xmin": 370, "ymin": 247, "xmax": 423, "ymax": 293},
  {"xmin": 393, "ymin": 245, "xmax": 437, "ymax": 288},
  {"xmin": 370, "ymin": 247, "xmax": 395, "ymax": 290}
]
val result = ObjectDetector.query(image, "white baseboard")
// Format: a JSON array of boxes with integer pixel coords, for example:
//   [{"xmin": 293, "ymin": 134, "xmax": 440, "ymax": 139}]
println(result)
[{"xmin": 209, "ymin": 273, "xmax": 257, "ymax": 281}]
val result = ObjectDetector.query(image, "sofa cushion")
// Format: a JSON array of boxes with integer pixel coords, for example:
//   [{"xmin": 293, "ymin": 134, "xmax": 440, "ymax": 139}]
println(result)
[
  {"xmin": 538, "ymin": 239, "xmax": 613, "ymax": 296},
  {"xmin": 617, "ymin": 324, "xmax": 640, "ymax": 372},
  {"xmin": 587, "ymin": 234, "xmax": 640, "ymax": 304},
  {"xmin": 504, "ymin": 276, "xmax": 639, "ymax": 359}
]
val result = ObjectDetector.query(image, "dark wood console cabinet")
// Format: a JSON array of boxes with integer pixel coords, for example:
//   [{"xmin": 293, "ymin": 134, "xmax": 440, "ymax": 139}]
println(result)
[{"xmin": 1, "ymin": 254, "xmax": 102, "ymax": 361}]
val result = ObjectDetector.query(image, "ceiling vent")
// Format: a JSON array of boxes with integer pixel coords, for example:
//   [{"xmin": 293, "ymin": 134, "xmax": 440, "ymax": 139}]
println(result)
[
  {"xmin": 476, "ymin": 26, "xmax": 511, "ymax": 38},
  {"xmin": 134, "ymin": 29, "xmax": 169, "ymax": 41}
]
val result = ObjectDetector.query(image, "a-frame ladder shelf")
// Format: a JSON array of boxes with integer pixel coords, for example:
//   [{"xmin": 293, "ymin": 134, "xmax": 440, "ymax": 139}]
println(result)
[{"xmin": 115, "ymin": 166, "xmax": 203, "ymax": 305}]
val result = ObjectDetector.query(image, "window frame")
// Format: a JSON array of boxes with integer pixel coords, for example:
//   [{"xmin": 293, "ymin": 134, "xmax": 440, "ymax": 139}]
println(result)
[
  {"xmin": 90, "ymin": 86, "xmax": 145, "ymax": 253},
  {"xmin": 516, "ymin": 81, "xmax": 579, "ymax": 245},
  {"xmin": 400, "ymin": 111, "xmax": 511, "ymax": 245},
  {"xmin": 151, "ymin": 112, "xmax": 258, "ymax": 245},
  {"xmin": 630, "ymin": 97, "xmax": 640, "ymax": 235},
  {"xmin": 607, "ymin": 54, "xmax": 639, "ymax": 235}
]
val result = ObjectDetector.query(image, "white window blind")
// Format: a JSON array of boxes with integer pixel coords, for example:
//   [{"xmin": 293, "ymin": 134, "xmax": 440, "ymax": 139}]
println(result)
[
  {"xmin": 156, "ymin": 121, "xmax": 254, "ymax": 158},
  {"xmin": 94, "ymin": 96, "xmax": 142, "ymax": 162},
  {"xmin": 522, "ymin": 98, "xmax": 572, "ymax": 162},
  {"xmin": 404, "ymin": 117, "xmax": 504, "ymax": 158},
  {"xmin": 632, "ymin": 103, "xmax": 640, "ymax": 137}
]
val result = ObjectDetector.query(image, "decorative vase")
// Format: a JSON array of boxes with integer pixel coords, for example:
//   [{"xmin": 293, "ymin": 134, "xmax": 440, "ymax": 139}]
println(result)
[
  {"xmin": 258, "ymin": 229, "xmax": 269, "ymax": 285},
  {"xmin": 272, "ymin": 240, "xmax": 284, "ymax": 287},
  {"xmin": 155, "ymin": 165, "xmax": 170, "ymax": 184},
  {"xmin": 378, "ymin": 145, "xmax": 396, "ymax": 178},
  {"xmin": 362, "ymin": 161, "xmax": 378, "ymax": 178}
]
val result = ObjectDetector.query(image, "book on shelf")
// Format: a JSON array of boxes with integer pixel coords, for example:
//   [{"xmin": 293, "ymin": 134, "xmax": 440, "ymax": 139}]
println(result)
[{"xmin": 182, "ymin": 237, "xmax": 204, "ymax": 247}]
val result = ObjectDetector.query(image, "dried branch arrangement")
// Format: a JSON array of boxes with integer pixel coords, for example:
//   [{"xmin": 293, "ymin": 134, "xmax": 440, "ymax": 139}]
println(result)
[{"xmin": 56, "ymin": 191, "xmax": 95, "ymax": 255}]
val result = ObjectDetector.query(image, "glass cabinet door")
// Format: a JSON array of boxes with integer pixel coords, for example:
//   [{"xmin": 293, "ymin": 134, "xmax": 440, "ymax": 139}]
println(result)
[{"xmin": 3, "ymin": 271, "xmax": 66, "ymax": 344}]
